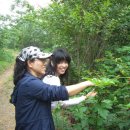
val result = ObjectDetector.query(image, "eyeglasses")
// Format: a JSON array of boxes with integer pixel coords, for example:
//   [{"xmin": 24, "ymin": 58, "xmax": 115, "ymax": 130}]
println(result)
[{"xmin": 35, "ymin": 58, "xmax": 50, "ymax": 64}]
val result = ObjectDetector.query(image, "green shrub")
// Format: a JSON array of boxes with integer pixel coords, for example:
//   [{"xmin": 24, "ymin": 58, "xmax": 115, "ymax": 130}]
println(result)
[
  {"xmin": 55, "ymin": 45, "xmax": 130, "ymax": 130},
  {"xmin": 0, "ymin": 49, "xmax": 15, "ymax": 73}
]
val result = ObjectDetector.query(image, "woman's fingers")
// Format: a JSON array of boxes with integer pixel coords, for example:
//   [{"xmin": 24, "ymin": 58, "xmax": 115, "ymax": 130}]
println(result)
[{"xmin": 86, "ymin": 91, "xmax": 97, "ymax": 98}]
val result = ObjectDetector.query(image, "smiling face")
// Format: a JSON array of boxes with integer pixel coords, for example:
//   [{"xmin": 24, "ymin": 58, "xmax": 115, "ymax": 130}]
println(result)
[
  {"xmin": 27, "ymin": 58, "xmax": 50, "ymax": 78},
  {"xmin": 56, "ymin": 60, "xmax": 69, "ymax": 76}
]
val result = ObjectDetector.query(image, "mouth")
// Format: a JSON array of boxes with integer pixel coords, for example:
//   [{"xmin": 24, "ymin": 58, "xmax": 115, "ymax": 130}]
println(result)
[
  {"xmin": 60, "ymin": 68, "xmax": 65, "ymax": 70},
  {"xmin": 42, "ymin": 67, "xmax": 46, "ymax": 71},
  {"xmin": 59, "ymin": 68, "xmax": 66, "ymax": 72}
]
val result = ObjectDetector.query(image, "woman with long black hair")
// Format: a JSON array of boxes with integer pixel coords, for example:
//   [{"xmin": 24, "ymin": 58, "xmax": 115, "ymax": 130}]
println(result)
[{"xmin": 43, "ymin": 49, "xmax": 96, "ymax": 109}]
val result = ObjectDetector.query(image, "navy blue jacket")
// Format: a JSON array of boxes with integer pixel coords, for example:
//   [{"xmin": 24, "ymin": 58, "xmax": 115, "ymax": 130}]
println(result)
[{"xmin": 12, "ymin": 73, "xmax": 69, "ymax": 130}]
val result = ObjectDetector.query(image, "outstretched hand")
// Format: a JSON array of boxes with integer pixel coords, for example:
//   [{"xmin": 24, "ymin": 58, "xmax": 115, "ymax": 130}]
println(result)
[
  {"xmin": 85, "ymin": 90, "xmax": 97, "ymax": 99},
  {"xmin": 81, "ymin": 81, "xmax": 95, "ymax": 87}
]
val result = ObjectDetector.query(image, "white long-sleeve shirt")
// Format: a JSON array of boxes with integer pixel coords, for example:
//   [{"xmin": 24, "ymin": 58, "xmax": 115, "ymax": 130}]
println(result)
[{"xmin": 43, "ymin": 75, "xmax": 86, "ymax": 109}]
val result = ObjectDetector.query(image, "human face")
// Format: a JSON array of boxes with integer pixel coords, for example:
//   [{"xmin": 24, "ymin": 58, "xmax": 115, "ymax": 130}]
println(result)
[
  {"xmin": 27, "ymin": 58, "xmax": 49, "ymax": 78},
  {"xmin": 56, "ymin": 60, "xmax": 69, "ymax": 76}
]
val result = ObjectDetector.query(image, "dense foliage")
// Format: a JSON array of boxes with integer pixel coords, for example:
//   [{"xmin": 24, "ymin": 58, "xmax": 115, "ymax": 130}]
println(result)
[
  {"xmin": 63, "ymin": 45, "xmax": 130, "ymax": 130},
  {"xmin": 0, "ymin": 0, "xmax": 130, "ymax": 129}
]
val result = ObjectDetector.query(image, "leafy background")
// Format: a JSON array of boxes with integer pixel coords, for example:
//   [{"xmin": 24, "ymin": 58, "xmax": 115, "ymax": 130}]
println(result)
[{"xmin": 0, "ymin": 0, "xmax": 130, "ymax": 129}]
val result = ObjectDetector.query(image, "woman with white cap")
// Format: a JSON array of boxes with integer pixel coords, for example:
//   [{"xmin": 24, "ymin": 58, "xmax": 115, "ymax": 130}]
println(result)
[{"xmin": 10, "ymin": 46, "xmax": 94, "ymax": 130}]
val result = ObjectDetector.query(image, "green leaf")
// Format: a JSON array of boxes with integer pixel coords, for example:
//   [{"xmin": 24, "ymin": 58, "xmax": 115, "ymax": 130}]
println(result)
[
  {"xmin": 97, "ymin": 107, "xmax": 109, "ymax": 119},
  {"xmin": 102, "ymin": 99, "xmax": 113, "ymax": 109},
  {"xmin": 125, "ymin": 103, "xmax": 130, "ymax": 109}
]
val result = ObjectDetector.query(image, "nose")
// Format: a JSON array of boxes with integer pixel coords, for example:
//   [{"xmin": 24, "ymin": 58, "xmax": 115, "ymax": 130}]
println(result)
[{"xmin": 61, "ymin": 62, "xmax": 68, "ymax": 67}]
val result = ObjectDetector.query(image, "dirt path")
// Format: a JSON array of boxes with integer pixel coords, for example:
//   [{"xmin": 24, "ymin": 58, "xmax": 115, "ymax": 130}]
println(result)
[{"xmin": 0, "ymin": 65, "xmax": 15, "ymax": 130}]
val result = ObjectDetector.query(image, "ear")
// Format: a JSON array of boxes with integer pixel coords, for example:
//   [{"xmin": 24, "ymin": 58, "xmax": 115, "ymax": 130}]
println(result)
[{"xmin": 27, "ymin": 60, "xmax": 33, "ymax": 68}]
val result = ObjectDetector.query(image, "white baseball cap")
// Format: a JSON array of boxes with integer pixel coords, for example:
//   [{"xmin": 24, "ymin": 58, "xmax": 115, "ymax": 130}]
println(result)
[{"xmin": 18, "ymin": 46, "xmax": 52, "ymax": 62}]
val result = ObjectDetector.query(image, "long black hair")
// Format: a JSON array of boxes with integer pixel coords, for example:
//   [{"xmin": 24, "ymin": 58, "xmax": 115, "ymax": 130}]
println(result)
[
  {"xmin": 13, "ymin": 57, "xmax": 27, "ymax": 85},
  {"xmin": 46, "ymin": 49, "xmax": 71, "ymax": 84},
  {"xmin": 10, "ymin": 57, "xmax": 27, "ymax": 104}
]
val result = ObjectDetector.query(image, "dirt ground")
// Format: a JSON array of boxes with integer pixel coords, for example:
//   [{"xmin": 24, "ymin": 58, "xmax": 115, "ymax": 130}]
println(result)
[{"xmin": 0, "ymin": 66, "xmax": 15, "ymax": 130}]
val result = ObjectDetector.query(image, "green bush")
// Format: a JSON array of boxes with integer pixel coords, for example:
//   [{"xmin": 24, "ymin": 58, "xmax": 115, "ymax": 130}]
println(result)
[
  {"xmin": 0, "ymin": 49, "xmax": 15, "ymax": 73},
  {"xmin": 54, "ymin": 45, "xmax": 130, "ymax": 130},
  {"xmin": 0, "ymin": 49, "xmax": 14, "ymax": 62}
]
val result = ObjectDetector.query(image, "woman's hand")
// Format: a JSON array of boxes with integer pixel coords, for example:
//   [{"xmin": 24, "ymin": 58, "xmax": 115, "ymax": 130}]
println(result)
[
  {"xmin": 85, "ymin": 90, "xmax": 97, "ymax": 99},
  {"xmin": 66, "ymin": 81, "xmax": 95, "ymax": 96},
  {"xmin": 80, "ymin": 81, "xmax": 95, "ymax": 87}
]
